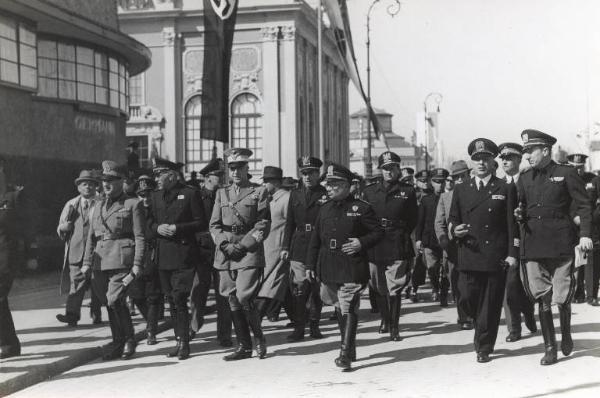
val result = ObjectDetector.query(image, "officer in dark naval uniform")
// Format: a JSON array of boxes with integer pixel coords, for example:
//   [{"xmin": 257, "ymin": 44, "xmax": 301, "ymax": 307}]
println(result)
[
  {"xmin": 148, "ymin": 157, "xmax": 207, "ymax": 360},
  {"xmin": 306, "ymin": 163, "xmax": 383, "ymax": 371},
  {"xmin": 449, "ymin": 139, "xmax": 519, "ymax": 363},
  {"xmin": 497, "ymin": 142, "xmax": 537, "ymax": 342},
  {"xmin": 363, "ymin": 151, "xmax": 417, "ymax": 341},
  {"xmin": 566, "ymin": 153, "xmax": 598, "ymax": 304},
  {"xmin": 516, "ymin": 130, "xmax": 593, "ymax": 365},
  {"xmin": 281, "ymin": 156, "xmax": 327, "ymax": 342}
]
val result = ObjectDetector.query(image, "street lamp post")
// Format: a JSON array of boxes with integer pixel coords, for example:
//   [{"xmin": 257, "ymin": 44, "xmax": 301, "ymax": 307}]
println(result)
[
  {"xmin": 423, "ymin": 92, "xmax": 443, "ymax": 170},
  {"xmin": 366, "ymin": 0, "xmax": 400, "ymax": 177}
]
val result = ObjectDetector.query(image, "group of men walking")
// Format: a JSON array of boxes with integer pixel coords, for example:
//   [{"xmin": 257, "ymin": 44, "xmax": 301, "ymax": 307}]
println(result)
[{"xmin": 1, "ymin": 128, "xmax": 598, "ymax": 372}]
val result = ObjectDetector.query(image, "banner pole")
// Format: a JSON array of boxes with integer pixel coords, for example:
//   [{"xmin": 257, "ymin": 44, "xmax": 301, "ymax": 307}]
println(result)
[{"xmin": 318, "ymin": 0, "xmax": 325, "ymax": 163}]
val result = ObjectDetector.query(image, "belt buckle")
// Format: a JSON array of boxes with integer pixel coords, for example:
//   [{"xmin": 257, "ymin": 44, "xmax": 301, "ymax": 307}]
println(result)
[
  {"xmin": 232, "ymin": 225, "xmax": 241, "ymax": 234},
  {"xmin": 329, "ymin": 239, "xmax": 337, "ymax": 249},
  {"xmin": 305, "ymin": 224, "xmax": 312, "ymax": 232},
  {"xmin": 381, "ymin": 218, "xmax": 390, "ymax": 228}
]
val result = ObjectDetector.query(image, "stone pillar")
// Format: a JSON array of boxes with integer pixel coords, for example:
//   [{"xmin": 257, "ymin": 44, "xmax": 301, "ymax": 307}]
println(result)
[
  {"xmin": 260, "ymin": 26, "xmax": 280, "ymax": 170},
  {"xmin": 162, "ymin": 25, "xmax": 178, "ymax": 160},
  {"xmin": 280, "ymin": 25, "xmax": 298, "ymax": 176}
]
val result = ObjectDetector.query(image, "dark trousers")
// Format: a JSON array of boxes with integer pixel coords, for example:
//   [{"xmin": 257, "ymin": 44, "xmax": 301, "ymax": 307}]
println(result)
[
  {"xmin": 159, "ymin": 268, "xmax": 195, "ymax": 309},
  {"xmin": 0, "ymin": 271, "xmax": 19, "ymax": 349},
  {"xmin": 585, "ymin": 248, "xmax": 600, "ymax": 300},
  {"xmin": 458, "ymin": 270, "xmax": 506, "ymax": 354},
  {"xmin": 447, "ymin": 257, "xmax": 469, "ymax": 323},
  {"xmin": 504, "ymin": 264, "xmax": 534, "ymax": 333},
  {"xmin": 190, "ymin": 263, "xmax": 213, "ymax": 332},
  {"xmin": 65, "ymin": 263, "xmax": 102, "ymax": 320}
]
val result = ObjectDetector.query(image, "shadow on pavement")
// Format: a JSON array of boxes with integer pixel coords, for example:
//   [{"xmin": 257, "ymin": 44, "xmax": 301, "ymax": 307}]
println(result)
[
  {"xmin": 519, "ymin": 381, "xmax": 600, "ymax": 398},
  {"xmin": 53, "ymin": 362, "xmax": 176, "ymax": 380}
]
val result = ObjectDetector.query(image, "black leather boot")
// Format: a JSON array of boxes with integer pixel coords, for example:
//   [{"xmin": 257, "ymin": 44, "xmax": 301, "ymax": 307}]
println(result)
[
  {"xmin": 389, "ymin": 295, "xmax": 402, "ymax": 341},
  {"xmin": 539, "ymin": 302, "xmax": 557, "ymax": 366},
  {"xmin": 177, "ymin": 307, "xmax": 190, "ymax": 360},
  {"xmin": 287, "ymin": 286, "xmax": 309, "ymax": 342},
  {"xmin": 309, "ymin": 320, "xmax": 323, "ymax": 339},
  {"xmin": 117, "ymin": 302, "xmax": 136, "ymax": 360},
  {"xmin": 245, "ymin": 304, "xmax": 267, "ymax": 359},
  {"xmin": 146, "ymin": 303, "xmax": 158, "ymax": 345},
  {"xmin": 167, "ymin": 301, "xmax": 180, "ymax": 358},
  {"xmin": 375, "ymin": 293, "xmax": 390, "ymax": 334},
  {"xmin": 308, "ymin": 282, "xmax": 323, "ymax": 338},
  {"xmin": 335, "ymin": 312, "xmax": 357, "ymax": 371},
  {"xmin": 103, "ymin": 307, "xmax": 124, "ymax": 360},
  {"xmin": 558, "ymin": 303, "xmax": 573, "ymax": 356},
  {"xmin": 223, "ymin": 310, "xmax": 253, "ymax": 361}
]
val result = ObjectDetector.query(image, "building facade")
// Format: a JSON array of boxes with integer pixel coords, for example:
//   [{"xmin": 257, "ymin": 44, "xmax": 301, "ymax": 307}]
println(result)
[
  {"xmin": 0, "ymin": 0, "xmax": 151, "ymax": 236},
  {"xmin": 349, "ymin": 108, "xmax": 426, "ymax": 177},
  {"xmin": 118, "ymin": 0, "xmax": 350, "ymax": 177}
]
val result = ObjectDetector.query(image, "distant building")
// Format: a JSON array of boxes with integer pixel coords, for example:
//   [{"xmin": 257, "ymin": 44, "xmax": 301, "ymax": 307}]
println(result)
[
  {"xmin": 118, "ymin": 0, "xmax": 350, "ymax": 178},
  {"xmin": 349, "ymin": 108, "xmax": 426, "ymax": 177},
  {"xmin": 0, "ymin": 0, "xmax": 150, "ymax": 235}
]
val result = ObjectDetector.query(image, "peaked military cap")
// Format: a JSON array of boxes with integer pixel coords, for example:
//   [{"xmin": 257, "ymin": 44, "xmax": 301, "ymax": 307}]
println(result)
[
  {"xmin": 282, "ymin": 177, "xmax": 298, "ymax": 189},
  {"xmin": 152, "ymin": 157, "xmax": 180, "ymax": 174},
  {"xmin": 325, "ymin": 163, "xmax": 353, "ymax": 182},
  {"xmin": 401, "ymin": 167, "xmax": 415, "ymax": 176},
  {"xmin": 498, "ymin": 142, "xmax": 524, "ymax": 159},
  {"xmin": 521, "ymin": 129, "xmax": 557, "ymax": 149},
  {"xmin": 262, "ymin": 166, "xmax": 283, "ymax": 181},
  {"xmin": 352, "ymin": 173, "xmax": 364, "ymax": 183},
  {"xmin": 297, "ymin": 156, "xmax": 323, "ymax": 172},
  {"xmin": 567, "ymin": 153, "xmax": 588, "ymax": 166},
  {"xmin": 377, "ymin": 151, "xmax": 401, "ymax": 169},
  {"xmin": 415, "ymin": 170, "xmax": 429, "ymax": 182},
  {"xmin": 450, "ymin": 160, "xmax": 470, "ymax": 176},
  {"xmin": 430, "ymin": 168, "xmax": 450, "ymax": 182},
  {"xmin": 100, "ymin": 160, "xmax": 127, "ymax": 181},
  {"xmin": 199, "ymin": 158, "xmax": 223, "ymax": 176},
  {"xmin": 225, "ymin": 148, "xmax": 253, "ymax": 165},
  {"xmin": 468, "ymin": 138, "xmax": 499, "ymax": 159}
]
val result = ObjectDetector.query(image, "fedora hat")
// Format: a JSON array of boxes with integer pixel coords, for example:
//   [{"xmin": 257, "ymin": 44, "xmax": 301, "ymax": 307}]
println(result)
[{"xmin": 74, "ymin": 170, "xmax": 98, "ymax": 186}]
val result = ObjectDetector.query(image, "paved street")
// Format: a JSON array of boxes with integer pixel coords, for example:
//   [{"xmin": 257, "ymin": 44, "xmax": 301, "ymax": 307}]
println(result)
[{"xmin": 4, "ymin": 276, "xmax": 600, "ymax": 398}]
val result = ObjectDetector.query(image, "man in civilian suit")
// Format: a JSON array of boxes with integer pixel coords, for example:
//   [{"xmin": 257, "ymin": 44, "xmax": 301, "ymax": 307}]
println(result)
[{"xmin": 449, "ymin": 138, "xmax": 519, "ymax": 363}]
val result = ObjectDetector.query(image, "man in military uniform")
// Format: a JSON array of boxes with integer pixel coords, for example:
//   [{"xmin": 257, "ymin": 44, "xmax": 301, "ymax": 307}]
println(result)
[
  {"xmin": 416, "ymin": 168, "xmax": 449, "ymax": 305},
  {"xmin": 497, "ymin": 143, "xmax": 537, "ymax": 342},
  {"xmin": 516, "ymin": 131, "xmax": 593, "ymax": 365},
  {"xmin": 363, "ymin": 151, "xmax": 417, "ymax": 341},
  {"xmin": 566, "ymin": 153, "xmax": 598, "ymax": 304},
  {"xmin": 449, "ymin": 139, "xmax": 519, "ymax": 363},
  {"xmin": 210, "ymin": 148, "xmax": 271, "ymax": 360},
  {"xmin": 148, "ymin": 158, "xmax": 207, "ymax": 360},
  {"xmin": 434, "ymin": 160, "xmax": 473, "ymax": 330},
  {"xmin": 83, "ymin": 161, "xmax": 146, "ymax": 360},
  {"xmin": 401, "ymin": 167, "xmax": 415, "ymax": 186},
  {"xmin": 56, "ymin": 170, "xmax": 102, "ymax": 326},
  {"xmin": 282, "ymin": 156, "xmax": 328, "ymax": 342},
  {"xmin": 189, "ymin": 158, "xmax": 232, "ymax": 346}
]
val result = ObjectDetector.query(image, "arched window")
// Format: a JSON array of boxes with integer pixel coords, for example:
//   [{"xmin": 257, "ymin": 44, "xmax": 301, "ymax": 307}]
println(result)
[
  {"xmin": 231, "ymin": 93, "xmax": 263, "ymax": 172},
  {"xmin": 185, "ymin": 95, "xmax": 215, "ymax": 171}
]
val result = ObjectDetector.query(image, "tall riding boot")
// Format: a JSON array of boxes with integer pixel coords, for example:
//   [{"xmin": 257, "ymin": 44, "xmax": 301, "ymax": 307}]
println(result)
[
  {"xmin": 335, "ymin": 312, "xmax": 358, "ymax": 371},
  {"xmin": 539, "ymin": 301, "xmax": 558, "ymax": 366},
  {"xmin": 223, "ymin": 310, "xmax": 253, "ymax": 361},
  {"xmin": 287, "ymin": 286, "xmax": 309, "ymax": 341},
  {"xmin": 177, "ymin": 306, "xmax": 190, "ymax": 360},
  {"xmin": 375, "ymin": 293, "xmax": 390, "ymax": 334},
  {"xmin": 308, "ymin": 282, "xmax": 323, "ymax": 339},
  {"xmin": 440, "ymin": 276, "xmax": 450, "ymax": 307},
  {"xmin": 117, "ymin": 301, "xmax": 136, "ymax": 360},
  {"xmin": 216, "ymin": 295, "xmax": 233, "ymax": 347},
  {"xmin": 557, "ymin": 303, "xmax": 573, "ymax": 356},
  {"xmin": 389, "ymin": 295, "xmax": 402, "ymax": 341},
  {"xmin": 245, "ymin": 304, "xmax": 267, "ymax": 359},
  {"xmin": 254, "ymin": 297, "xmax": 271, "ymax": 320},
  {"xmin": 428, "ymin": 266, "xmax": 441, "ymax": 302},
  {"xmin": 167, "ymin": 302, "xmax": 181, "ymax": 358},
  {"xmin": 368, "ymin": 285, "xmax": 379, "ymax": 313},
  {"xmin": 103, "ymin": 307, "xmax": 124, "ymax": 360},
  {"xmin": 133, "ymin": 299, "xmax": 148, "ymax": 320},
  {"xmin": 146, "ymin": 303, "xmax": 158, "ymax": 345}
]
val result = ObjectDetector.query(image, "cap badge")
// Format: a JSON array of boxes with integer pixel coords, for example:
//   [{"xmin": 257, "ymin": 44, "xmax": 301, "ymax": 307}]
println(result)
[
  {"xmin": 352, "ymin": 205, "xmax": 358, "ymax": 212},
  {"xmin": 302, "ymin": 156, "xmax": 310, "ymax": 166},
  {"xmin": 327, "ymin": 165, "xmax": 334, "ymax": 176},
  {"xmin": 522, "ymin": 133, "xmax": 529, "ymax": 143},
  {"xmin": 383, "ymin": 152, "xmax": 392, "ymax": 163},
  {"xmin": 475, "ymin": 140, "xmax": 485, "ymax": 152}
]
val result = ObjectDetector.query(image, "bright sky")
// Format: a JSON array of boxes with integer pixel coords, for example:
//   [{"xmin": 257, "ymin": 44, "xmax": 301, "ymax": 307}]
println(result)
[{"xmin": 345, "ymin": 0, "xmax": 600, "ymax": 162}]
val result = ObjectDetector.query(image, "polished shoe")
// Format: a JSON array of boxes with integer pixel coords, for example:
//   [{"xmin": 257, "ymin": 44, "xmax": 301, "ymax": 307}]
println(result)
[
  {"xmin": 335, "ymin": 352, "xmax": 352, "ymax": 370},
  {"xmin": 56, "ymin": 314, "xmax": 78, "ymax": 327},
  {"xmin": 460, "ymin": 321, "xmax": 474, "ymax": 330},
  {"xmin": 587, "ymin": 298, "xmax": 600, "ymax": 307},
  {"xmin": 121, "ymin": 340, "xmax": 136, "ymax": 360},
  {"xmin": 146, "ymin": 331, "xmax": 157, "ymax": 345},
  {"xmin": 286, "ymin": 328, "xmax": 305, "ymax": 342},
  {"xmin": 476, "ymin": 352, "xmax": 491, "ymax": 363},
  {"xmin": 540, "ymin": 345, "xmax": 558, "ymax": 365},
  {"xmin": 0, "ymin": 344, "xmax": 21, "ymax": 359},
  {"xmin": 505, "ymin": 332, "xmax": 521, "ymax": 342},
  {"xmin": 223, "ymin": 346, "xmax": 253, "ymax": 361},
  {"xmin": 309, "ymin": 320, "xmax": 323, "ymax": 339},
  {"xmin": 255, "ymin": 337, "xmax": 267, "ymax": 359},
  {"xmin": 102, "ymin": 342, "xmax": 123, "ymax": 360},
  {"xmin": 178, "ymin": 341, "xmax": 190, "ymax": 360},
  {"xmin": 167, "ymin": 341, "xmax": 181, "ymax": 358}
]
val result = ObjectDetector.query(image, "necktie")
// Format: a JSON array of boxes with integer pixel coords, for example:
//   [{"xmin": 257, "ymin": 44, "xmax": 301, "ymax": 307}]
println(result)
[
  {"xmin": 478, "ymin": 180, "xmax": 484, "ymax": 191},
  {"xmin": 82, "ymin": 200, "xmax": 89, "ymax": 220}
]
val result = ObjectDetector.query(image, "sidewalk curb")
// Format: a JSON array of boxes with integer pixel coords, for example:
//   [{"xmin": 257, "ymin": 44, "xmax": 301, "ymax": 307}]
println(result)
[{"xmin": 0, "ymin": 320, "xmax": 173, "ymax": 397}]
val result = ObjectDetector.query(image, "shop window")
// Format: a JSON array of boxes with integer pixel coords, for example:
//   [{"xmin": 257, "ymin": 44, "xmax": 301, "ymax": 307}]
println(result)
[
  {"xmin": 231, "ymin": 93, "xmax": 262, "ymax": 172},
  {"xmin": 0, "ymin": 14, "xmax": 36, "ymax": 89}
]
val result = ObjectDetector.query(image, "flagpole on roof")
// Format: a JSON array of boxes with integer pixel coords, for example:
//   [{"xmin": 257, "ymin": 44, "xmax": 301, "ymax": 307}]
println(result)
[{"xmin": 318, "ymin": 0, "xmax": 325, "ymax": 163}]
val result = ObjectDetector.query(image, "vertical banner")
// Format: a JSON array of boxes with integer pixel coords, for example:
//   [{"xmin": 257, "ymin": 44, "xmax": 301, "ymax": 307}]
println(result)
[
  {"xmin": 323, "ymin": 0, "xmax": 387, "ymax": 146},
  {"xmin": 201, "ymin": 0, "xmax": 239, "ymax": 143}
]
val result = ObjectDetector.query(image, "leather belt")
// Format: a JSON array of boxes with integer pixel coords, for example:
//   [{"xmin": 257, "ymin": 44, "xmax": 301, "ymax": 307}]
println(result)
[
  {"xmin": 297, "ymin": 224, "xmax": 314, "ymax": 232},
  {"xmin": 380, "ymin": 218, "xmax": 405, "ymax": 229},
  {"xmin": 329, "ymin": 239, "xmax": 338, "ymax": 250},
  {"xmin": 222, "ymin": 224, "xmax": 248, "ymax": 234},
  {"xmin": 97, "ymin": 233, "xmax": 133, "ymax": 241}
]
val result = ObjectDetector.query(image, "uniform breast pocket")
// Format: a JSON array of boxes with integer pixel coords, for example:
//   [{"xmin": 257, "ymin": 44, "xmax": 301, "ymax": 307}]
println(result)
[
  {"xmin": 120, "ymin": 240, "xmax": 135, "ymax": 267},
  {"xmin": 116, "ymin": 210, "xmax": 131, "ymax": 229}
]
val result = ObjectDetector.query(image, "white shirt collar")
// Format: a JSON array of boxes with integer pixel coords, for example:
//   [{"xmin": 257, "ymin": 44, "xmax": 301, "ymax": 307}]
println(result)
[
  {"xmin": 506, "ymin": 172, "xmax": 520, "ymax": 183},
  {"xmin": 475, "ymin": 174, "xmax": 492, "ymax": 189}
]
